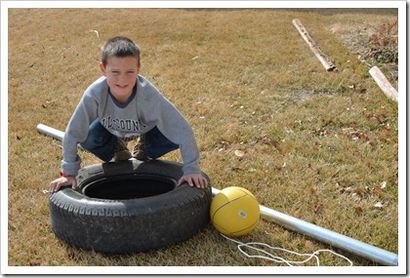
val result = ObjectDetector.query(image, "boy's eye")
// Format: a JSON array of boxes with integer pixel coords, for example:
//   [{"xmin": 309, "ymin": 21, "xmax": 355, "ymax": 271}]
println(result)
[{"xmin": 110, "ymin": 71, "xmax": 134, "ymax": 75}]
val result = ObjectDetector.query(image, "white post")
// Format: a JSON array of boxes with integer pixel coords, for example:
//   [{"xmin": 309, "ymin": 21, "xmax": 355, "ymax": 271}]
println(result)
[
  {"xmin": 292, "ymin": 19, "xmax": 337, "ymax": 72},
  {"xmin": 369, "ymin": 66, "xmax": 398, "ymax": 102}
]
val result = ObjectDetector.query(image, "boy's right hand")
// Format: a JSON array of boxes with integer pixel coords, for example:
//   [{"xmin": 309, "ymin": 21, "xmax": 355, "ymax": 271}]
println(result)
[{"xmin": 49, "ymin": 176, "xmax": 77, "ymax": 193}]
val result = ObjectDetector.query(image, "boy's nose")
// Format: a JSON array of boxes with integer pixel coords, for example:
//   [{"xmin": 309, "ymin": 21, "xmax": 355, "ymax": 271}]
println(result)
[{"xmin": 117, "ymin": 75, "xmax": 128, "ymax": 83}]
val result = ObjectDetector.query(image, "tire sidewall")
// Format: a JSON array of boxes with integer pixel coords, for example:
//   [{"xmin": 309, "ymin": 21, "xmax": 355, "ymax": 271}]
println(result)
[{"xmin": 49, "ymin": 159, "xmax": 212, "ymax": 253}]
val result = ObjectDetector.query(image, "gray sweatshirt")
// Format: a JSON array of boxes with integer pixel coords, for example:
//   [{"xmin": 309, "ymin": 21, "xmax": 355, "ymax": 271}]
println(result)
[{"xmin": 62, "ymin": 75, "xmax": 200, "ymax": 176}]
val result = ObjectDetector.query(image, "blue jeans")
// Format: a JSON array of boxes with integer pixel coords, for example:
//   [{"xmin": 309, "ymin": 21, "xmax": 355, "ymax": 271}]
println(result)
[{"xmin": 80, "ymin": 120, "xmax": 179, "ymax": 162}]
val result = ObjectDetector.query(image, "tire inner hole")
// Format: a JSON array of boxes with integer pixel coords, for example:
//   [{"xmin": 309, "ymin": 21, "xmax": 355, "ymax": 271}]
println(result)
[{"xmin": 81, "ymin": 174, "xmax": 176, "ymax": 200}]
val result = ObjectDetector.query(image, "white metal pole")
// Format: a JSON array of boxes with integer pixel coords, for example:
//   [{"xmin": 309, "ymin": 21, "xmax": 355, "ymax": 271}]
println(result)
[
  {"xmin": 37, "ymin": 123, "xmax": 84, "ymax": 150},
  {"xmin": 37, "ymin": 123, "xmax": 398, "ymax": 266},
  {"xmin": 37, "ymin": 124, "xmax": 64, "ymax": 141}
]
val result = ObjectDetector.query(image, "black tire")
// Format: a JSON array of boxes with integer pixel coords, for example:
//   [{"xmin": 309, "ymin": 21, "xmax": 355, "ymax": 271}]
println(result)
[{"xmin": 48, "ymin": 159, "xmax": 212, "ymax": 254}]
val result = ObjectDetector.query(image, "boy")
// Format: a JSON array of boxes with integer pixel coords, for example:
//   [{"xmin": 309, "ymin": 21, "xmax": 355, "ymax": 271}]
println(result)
[{"xmin": 49, "ymin": 36, "xmax": 208, "ymax": 192}]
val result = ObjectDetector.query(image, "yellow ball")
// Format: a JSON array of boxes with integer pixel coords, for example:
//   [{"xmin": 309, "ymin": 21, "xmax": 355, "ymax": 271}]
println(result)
[{"xmin": 210, "ymin": 186, "xmax": 260, "ymax": 236}]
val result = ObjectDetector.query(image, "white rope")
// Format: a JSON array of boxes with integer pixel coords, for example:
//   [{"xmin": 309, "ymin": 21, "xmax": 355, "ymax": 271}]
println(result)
[{"xmin": 220, "ymin": 233, "xmax": 353, "ymax": 266}]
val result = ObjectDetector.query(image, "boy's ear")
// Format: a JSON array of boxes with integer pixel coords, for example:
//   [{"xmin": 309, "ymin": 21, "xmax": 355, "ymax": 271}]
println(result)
[{"xmin": 99, "ymin": 62, "xmax": 106, "ymax": 76}]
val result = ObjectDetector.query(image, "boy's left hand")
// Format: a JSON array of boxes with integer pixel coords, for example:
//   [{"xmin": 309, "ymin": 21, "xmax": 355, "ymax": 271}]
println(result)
[{"xmin": 178, "ymin": 173, "xmax": 208, "ymax": 189}]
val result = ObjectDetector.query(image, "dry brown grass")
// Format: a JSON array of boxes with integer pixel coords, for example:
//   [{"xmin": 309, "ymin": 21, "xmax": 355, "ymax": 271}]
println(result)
[{"xmin": 8, "ymin": 8, "xmax": 398, "ymax": 267}]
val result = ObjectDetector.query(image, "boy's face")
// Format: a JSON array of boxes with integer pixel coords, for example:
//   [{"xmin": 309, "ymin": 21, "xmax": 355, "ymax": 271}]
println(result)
[{"xmin": 100, "ymin": 56, "xmax": 140, "ymax": 102}]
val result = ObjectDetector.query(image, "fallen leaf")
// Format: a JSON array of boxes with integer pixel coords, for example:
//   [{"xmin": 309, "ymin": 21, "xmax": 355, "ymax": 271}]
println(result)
[
  {"xmin": 365, "ymin": 112, "xmax": 382, "ymax": 125},
  {"xmin": 314, "ymin": 204, "xmax": 322, "ymax": 214},
  {"xmin": 343, "ymin": 128, "xmax": 369, "ymax": 142},
  {"xmin": 374, "ymin": 202, "xmax": 384, "ymax": 209},
  {"xmin": 29, "ymin": 260, "xmax": 41, "ymax": 266},
  {"xmin": 88, "ymin": 29, "xmax": 100, "ymax": 38},
  {"xmin": 372, "ymin": 187, "xmax": 385, "ymax": 197},
  {"xmin": 370, "ymin": 116, "xmax": 381, "ymax": 125},
  {"xmin": 339, "ymin": 186, "xmax": 352, "ymax": 194},
  {"xmin": 309, "ymin": 186, "xmax": 318, "ymax": 196},
  {"xmin": 353, "ymin": 187, "xmax": 366, "ymax": 197},
  {"xmin": 355, "ymin": 206, "xmax": 364, "ymax": 215},
  {"xmin": 380, "ymin": 128, "xmax": 389, "ymax": 142}
]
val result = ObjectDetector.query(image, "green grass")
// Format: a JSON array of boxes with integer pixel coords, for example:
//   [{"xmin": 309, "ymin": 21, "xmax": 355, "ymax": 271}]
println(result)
[{"xmin": 8, "ymin": 8, "xmax": 398, "ymax": 267}]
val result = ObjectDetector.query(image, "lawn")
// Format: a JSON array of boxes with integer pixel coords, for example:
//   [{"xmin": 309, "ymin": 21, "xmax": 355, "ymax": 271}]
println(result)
[{"xmin": 7, "ymin": 8, "xmax": 399, "ymax": 268}]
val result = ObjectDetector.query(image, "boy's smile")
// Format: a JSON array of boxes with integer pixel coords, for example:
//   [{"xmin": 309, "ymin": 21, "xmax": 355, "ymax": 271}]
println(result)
[{"xmin": 100, "ymin": 56, "xmax": 140, "ymax": 103}]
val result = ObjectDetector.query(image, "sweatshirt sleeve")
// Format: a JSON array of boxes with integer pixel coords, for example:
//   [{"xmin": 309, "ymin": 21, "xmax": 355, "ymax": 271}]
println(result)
[
  {"xmin": 61, "ymin": 94, "xmax": 98, "ymax": 176},
  {"xmin": 148, "ymin": 92, "xmax": 201, "ymax": 175}
]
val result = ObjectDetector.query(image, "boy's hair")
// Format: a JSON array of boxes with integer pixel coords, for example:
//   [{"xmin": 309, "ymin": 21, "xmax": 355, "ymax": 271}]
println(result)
[{"xmin": 101, "ymin": 36, "xmax": 140, "ymax": 66}]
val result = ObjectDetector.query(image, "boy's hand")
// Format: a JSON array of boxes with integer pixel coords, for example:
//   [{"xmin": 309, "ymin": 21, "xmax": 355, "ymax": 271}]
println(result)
[
  {"xmin": 49, "ymin": 176, "xmax": 77, "ymax": 193},
  {"xmin": 178, "ymin": 173, "xmax": 208, "ymax": 189}
]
